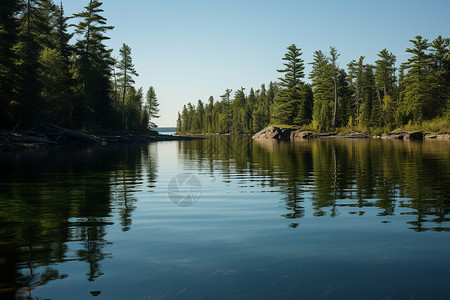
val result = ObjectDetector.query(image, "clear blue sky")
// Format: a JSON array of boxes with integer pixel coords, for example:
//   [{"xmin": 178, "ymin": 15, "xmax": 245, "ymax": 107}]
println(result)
[{"xmin": 63, "ymin": 0, "xmax": 450, "ymax": 126}]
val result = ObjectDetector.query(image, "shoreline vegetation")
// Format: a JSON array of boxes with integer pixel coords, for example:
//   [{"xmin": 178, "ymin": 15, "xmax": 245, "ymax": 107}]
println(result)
[
  {"xmin": 1, "ymin": 1, "xmax": 160, "ymax": 141},
  {"xmin": 1, "ymin": 2, "xmax": 448, "ymax": 150},
  {"xmin": 176, "ymin": 125, "xmax": 450, "ymax": 140},
  {"xmin": 176, "ymin": 39, "xmax": 449, "ymax": 138}
]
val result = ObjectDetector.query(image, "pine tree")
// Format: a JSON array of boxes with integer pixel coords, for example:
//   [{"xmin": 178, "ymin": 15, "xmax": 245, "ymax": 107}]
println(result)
[
  {"xmin": 187, "ymin": 102, "xmax": 195, "ymax": 132},
  {"xmin": 330, "ymin": 47, "xmax": 340, "ymax": 127},
  {"xmin": 265, "ymin": 82, "xmax": 277, "ymax": 125},
  {"xmin": 125, "ymin": 86, "xmax": 143, "ymax": 130},
  {"xmin": 72, "ymin": 0, "xmax": 114, "ymax": 129},
  {"xmin": 271, "ymin": 44, "xmax": 308, "ymax": 125},
  {"xmin": 246, "ymin": 88, "xmax": 256, "ymax": 132},
  {"xmin": 20, "ymin": 0, "xmax": 43, "ymax": 35},
  {"xmin": 375, "ymin": 49, "xmax": 396, "ymax": 127},
  {"xmin": 117, "ymin": 43, "xmax": 138, "ymax": 125},
  {"xmin": 310, "ymin": 52, "xmax": 334, "ymax": 131},
  {"xmin": 278, "ymin": 44, "xmax": 305, "ymax": 88},
  {"xmin": 232, "ymin": 88, "xmax": 246, "ymax": 132},
  {"xmin": 0, "ymin": 0, "xmax": 21, "ymax": 127},
  {"xmin": 176, "ymin": 112, "xmax": 182, "ymax": 132},
  {"xmin": 55, "ymin": 2, "xmax": 73, "ymax": 60},
  {"xmin": 398, "ymin": 36, "xmax": 433, "ymax": 123},
  {"xmin": 14, "ymin": 0, "xmax": 46, "ymax": 125},
  {"xmin": 181, "ymin": 105, "xmax": 189, "ymax": 132},
  {"xmin": 220, "ymin": 89, "xmax": 232, "ymax": 132},
  {"xmin": 361, "ymin": 65, "xmax": 378, "ymax": 128},
  {"xmin": 145, "ymin": 86, "xmax": 160, "ymax": 128},
  {"xmin": 429, "ymin": 36, "xmax": 450, "ymax": 118},
  {"xmin": 348, "ymin": 56, "xmax": 366, "ymax": 126},
  {"xmin": 34, "ymin": 1, "xmax": 74, "ymax": 126},
  {"xmin": 336, "ymin": 70, "xmax": 352, "ymax": 127},
  {"xmin": 39, "ymin": 47, "xmax": 73, "ymax": 125},
  {"xmin": 204, "ymin": 96, "xmax": 214, "ymax": 132},
  {"xmin": 193, "ymin": 100, "xmax": 204, "ymax": 133},
  {"xmin": 36, "ymin": 0, "xmax": 57, "ymax": 48}
]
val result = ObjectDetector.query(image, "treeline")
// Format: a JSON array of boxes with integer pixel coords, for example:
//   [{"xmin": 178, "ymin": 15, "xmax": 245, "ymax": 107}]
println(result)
[
  {"xmin": 0, "ymin": 0, "xmax": 159, "ymax": 131},
  {"xmin": 177, "ymin": 36, "xmax": 449, "ymax": 134}
]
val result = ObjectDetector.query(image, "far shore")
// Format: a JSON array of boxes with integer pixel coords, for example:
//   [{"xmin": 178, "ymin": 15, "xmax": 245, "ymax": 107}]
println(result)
[{"xmin": 176, "ymin": 126, "xmax": 450, "ymax": 141}]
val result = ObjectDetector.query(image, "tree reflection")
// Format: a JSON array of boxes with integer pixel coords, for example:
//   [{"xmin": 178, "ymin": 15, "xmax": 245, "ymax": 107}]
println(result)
[
  {"xmin": 178, "ymin": 137, "xmax": 450, "ymax": 231},
  {"xmin": 0, "ymin": 143, "xmax": 158, "ymax": 298}
]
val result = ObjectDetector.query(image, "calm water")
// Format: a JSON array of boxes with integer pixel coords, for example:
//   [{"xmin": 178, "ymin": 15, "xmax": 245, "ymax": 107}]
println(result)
[
  {"xmin": 1, "ymin": 137, "xmax": 450, "ymax": 300},
  {"xmin": 155, "ymin": 127, "xmax": 177, "ymax": 136}
]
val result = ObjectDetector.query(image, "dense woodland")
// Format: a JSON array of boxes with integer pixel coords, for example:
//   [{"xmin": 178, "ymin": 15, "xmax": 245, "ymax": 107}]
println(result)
[
  {"xmin": 0, "ymin": 0, "xmax": 159, "ymax": 132},
  {"xmin": 177, "ymin": 37, "xmax": 450, "ymax": 134}
]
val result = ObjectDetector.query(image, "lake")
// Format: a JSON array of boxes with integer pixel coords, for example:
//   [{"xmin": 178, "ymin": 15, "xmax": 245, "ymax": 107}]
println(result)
[
  {"xmin": 155, "ymin": 127, "xmax": 177, "ymax": 136},
  {"xmin": 1, "ymin": 137, "xmax": 449, "ymax": 300}
]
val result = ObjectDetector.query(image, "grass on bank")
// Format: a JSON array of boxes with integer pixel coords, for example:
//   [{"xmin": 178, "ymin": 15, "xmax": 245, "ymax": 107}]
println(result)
[
  {"xmin": 398, "ymin": 117, "xmax": 450, "ymax": 134},
  {"xmin": 270, "ymin": 116, "xmax": 450, "ymax": 136}
]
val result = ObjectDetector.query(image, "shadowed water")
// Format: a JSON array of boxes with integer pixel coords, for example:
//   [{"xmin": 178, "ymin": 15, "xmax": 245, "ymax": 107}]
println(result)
[{"xmin": 0, "ymin": 137, "xmax": 449, "ymax": 299}]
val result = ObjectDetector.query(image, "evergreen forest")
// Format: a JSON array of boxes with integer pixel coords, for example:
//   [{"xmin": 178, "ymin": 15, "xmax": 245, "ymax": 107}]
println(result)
[
  {"xmin": 0, "ymin": 0, "xmax": 159, "ymax": 132},
  {"xmin": 177, "ymin": 38, "xmax": 450, "ymax": 134}
]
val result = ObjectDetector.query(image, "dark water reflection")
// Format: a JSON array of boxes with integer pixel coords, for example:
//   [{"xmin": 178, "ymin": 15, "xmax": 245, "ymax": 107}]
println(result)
[
  {"xmin": 0, "ymin": 137, "xmax": 449, "ymax": 299},
  {"xmin": 0, "ymin": 145, "xmax": 158, "ymax": 299},
  {"xmin": 178, "ymin": 137, "xmax": 450, "ymax": 231}
]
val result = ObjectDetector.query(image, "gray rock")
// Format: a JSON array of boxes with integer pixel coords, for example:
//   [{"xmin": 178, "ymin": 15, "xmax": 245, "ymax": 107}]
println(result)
[
  {"xmin": 404, "ymin": 131, "xmax": 424, "ymax": 140},
  {"xmin": 253, "ymin": 126, "xmax": 294, "ymax": 140},
  {"xmin": 291, "ymin": 130, "xmax": 314, "ymax": 139}
]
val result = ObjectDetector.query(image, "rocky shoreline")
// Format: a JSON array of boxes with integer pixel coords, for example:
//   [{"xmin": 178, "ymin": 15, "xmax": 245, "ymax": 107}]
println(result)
[
  {"xmin": 0, "ymin": 123, "xmax": 201, "ymax": 152},
  {"xmin": 175, "ymin": 132, "xmax": 253, "ymax": 136},
  {"xmin": 252, "ymin": 126, "xmax": 450, "ymax": 141}
]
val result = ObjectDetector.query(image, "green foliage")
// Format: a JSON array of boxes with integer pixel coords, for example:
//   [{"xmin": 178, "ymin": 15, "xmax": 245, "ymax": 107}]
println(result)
[
  {"xmin": 144, "ymin": 86, "xmax": 160, "ymax": 128},
  {"xmin": 271, "ymin": 44, "xmax": 311, "ymax": 125},
  {"xmin": 176, "ymin": 82, "xmax": 281, "ymax": 134},
  {"xmin": 310, "ymin": 49, "xmax": 347, "ymax": 131},
  {"xmin": 124, "ymin": 87, "xmax": 143, "ymax": 131},
  {"xmin": 397, "ymin": 36, "xmax": 433, "ymax": 123},
  {"xmin": 71, "ymin": 0, "xmax": 115, "ymax": 129},
  {"xmin": 0, "ymin": 0, "xmax": 21, "ymax": 127},
  {"xmin": 398, "ymin": 116, "xmax": 450, "ymax": 133},
  {"xmin": 0, "ymin": 0, "xmax": 153, "ymax": 133},
  {"xmin": 330, "ymin": 47, "xmax": 340, "ymax": 127},
  {"xmin": 38, "ymin": 47, "xmax": 73, "ymax": 125},
  {"xmin": 1, "ymin": 4, "xmax": 448, "ymax": 137},
  {"xmin": 277, "ymin": 44, "xmax": 305, "ymax": 89},
  {"xmin": 13, "ymin": 0, "xmax": 49, "ymax": 125},
  {"xmin": 54, "ymin": 3, "xmax": 73, "ymax": 60},
  {"xmin": 373, "ymin": 49, "xmax": 397, "ymax": 129},
  {"xmin": 396, "ymin": 35, "xmax": 449, "ymax": 125},
  {"xmin": 177, "ymin": 35, "xmax": 448, "ymax": 134},
  {"xmin": 117, "ymin": 43, "xmax": 139, "ymax": 126}
]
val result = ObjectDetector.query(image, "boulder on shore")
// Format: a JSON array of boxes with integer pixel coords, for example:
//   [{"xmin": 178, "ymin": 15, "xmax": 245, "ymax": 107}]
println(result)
[
  {"xmin": 381, "ymin": 131, "xmax": 424, "ymax": 140},
  {"xmin": 253, "ymin": 126, "xmax": 436, "ymax": 141},
  {"xmin": 425, "ymin": 134, "xmax": 450, "ymax": 140},
  {"xmin": 291, "ymin": 130, "xmax": 315, "ymax": 139},
  {"xmin": 405, "ymin": 131, "xmax": 424, "ymax": 140},
  {"xmin": 252, "ymin": 126, "xmax": 294, "ymax": 140}
]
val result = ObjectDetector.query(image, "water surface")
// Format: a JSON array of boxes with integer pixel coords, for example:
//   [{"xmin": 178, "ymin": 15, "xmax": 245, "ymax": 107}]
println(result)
[{"xmin": 1, "ymin": 137, "xmax": 449, "ymax": 299}]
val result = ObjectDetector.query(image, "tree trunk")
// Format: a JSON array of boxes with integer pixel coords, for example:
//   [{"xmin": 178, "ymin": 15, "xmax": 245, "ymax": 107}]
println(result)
[
  {"xmin": 122, "ymin": 65, "xmax": 127, "ymax": 127},
  {"xmin": 332, "ymin": 78, "xmax": 338, "ymax": 127},
  {"xmin": 377, "ymin": 89, "xmax": 387, "ymax": 127}
]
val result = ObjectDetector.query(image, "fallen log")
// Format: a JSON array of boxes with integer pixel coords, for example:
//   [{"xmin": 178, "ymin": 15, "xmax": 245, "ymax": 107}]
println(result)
[
  {"xmin": 9, "ymin": 133, "xmax": 58, "ymax": 145},
  {"xmin": 36, "ymin": 123, "xmax": 101, "ymax": 144}
]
